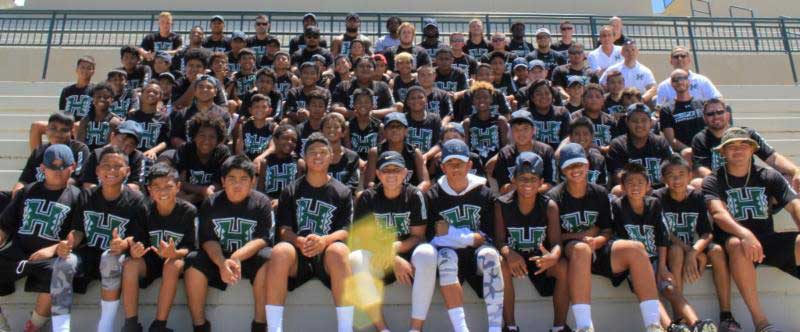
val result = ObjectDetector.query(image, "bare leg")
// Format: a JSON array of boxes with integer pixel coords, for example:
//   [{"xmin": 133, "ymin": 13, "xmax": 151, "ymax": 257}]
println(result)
[
  {"xmin": 548, "ymin": 259, "xmax": 570, "ymax": 327},
  {"xmin": 183, "ymin": 267, "xmax": 209, "ymax": 326},
  {"xmin": 500, "ymin": 262, "xmax": 515, "ymax": 326},
  {"xmin": 707, "ymin": 245, "xmax": 732, "ymax": 312},
  {"xmin": 565, "ymin": 242, "xmax": 593, "ymax": 305},
  {"xmin": 265, "ymin": 243, "xmax": 298, "ymax": 305},
  {"xmin": 155, "ymin": 258, "xmax": 184, "ymax": 321},
  {"xmin": 726, "ymin": 237, "xmax": 768, "ymax": 329},
  {"xmin": 610, "ymin": 240, "xmax": 658, "ymax": 301},
  {"xmin": 121, "ymin": 257, "xmax": 146, "ymax": 318},
  {"xmin": 252, "ymin": 262, "xmax": 268, "ymax": 324},
  {"xmin": 324, "ymin": 242, "xmax": 352, "ymax": 307}
]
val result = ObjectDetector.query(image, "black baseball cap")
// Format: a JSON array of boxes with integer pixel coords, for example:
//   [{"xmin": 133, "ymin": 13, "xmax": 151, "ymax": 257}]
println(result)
[
  {"xmin": 231, "ymin": 31, "xmax": 246, "ymax": 41},
  {"xmin": 346, "ymin": 12, "xmax": 360, "ymax": 21},
  {"xmin": 441, "ymin": 139, "xmax": 470, "ymax": 163},
  {"xmin": 509, "ymin": 110, "xmax": 535, "ymax": 126},
  {"xmin": 559, "ymin": 143, "xmax": 588, "ymax": 170},
  {"xmin": 43, "ymin": 144, "xmax": 75, "ymax": 170},
  {"xmin": 377, "ymin": 151, "xmax": 406, "ymax": 170},
  {"xmin": 424, "ymin": 18, "xmax": 438, "ymax": 30},
  {"xmin": 514, "ymin": 152, "xmax": 544, "ymax": 177},
  {"xmin": 107, "ymin": 69, "xmax": 127, "ymax": 79},
  {"xmin": 158, "ymin": 72, "xmax": 176, "ymax": 84},
  {"xmin": 626, "ymin": 103, "xmax": 652, "ymax": 117},
  {"xmin": 383, "ymin": 112, "xmax": 408, "ymax": 127},
  {"xmin": 117, "ymin": 120, "xmax": 143, "ymax": 143}
]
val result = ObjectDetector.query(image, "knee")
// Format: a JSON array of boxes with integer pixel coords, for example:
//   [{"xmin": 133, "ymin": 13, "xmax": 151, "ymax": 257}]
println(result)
[
  {"xmin": 122, "ymin": 258, "xmax": 140, "ymax": 276},
  {"xmin": 163, "ymin": 259, "xmax": 184, "ymax": 276},
  {"xmin": 324, "ymin": 242, "xmax": 350, "ymax": 263},
  {"xmin": 570, "ymin": 241, "xmax": 593, "ymax": 259},
  {"xmin": 348, "ymin": 250, "xmax": 372, "ymax": 271},
  {"xmin": 689, "ymin": 177, "xmax": 704, "ymax": 190},
  {"xmin": 725, "ymin": 237, "xmax": 742, "ymax": 253},
  {"xmin": 794, "ymin": 234, "xmax": 800, "ymax": 250},
  {"xmin": 411, "ymin": 244, "xmax": 437, "ymax": 268},
  {"xmin": 270, "ymin": 242, "xmax": 296, "ymax": 263},
  {"xmin": 437, "ymin": 248, "xmax": 459, "ymax": 286},
  {"xmin": 53, "ymin": 254, "xmax": 79, "ymax": 274},
  {"xmin": 99, "ymin": 251, "xmax": 122, "ymax": 279}
]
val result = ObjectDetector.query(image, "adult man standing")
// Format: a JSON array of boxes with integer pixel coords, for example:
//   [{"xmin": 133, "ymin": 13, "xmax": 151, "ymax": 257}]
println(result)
[
  {"xmin": 587, "ymin": 26, "xmax": 623, "ymax": 74},
  {"xmin": 508, "ymin": 22, "xmax": 534, "ymax": 58},
  {"xmin": 609, "ymin": 16, "xmax": 631, "ymax": 46},
  {"xmin": 652, "ymin": 46, "xmax": 721, "ymax": 107},
  {"xmin": 331, "ymin": 13, "xmax": 372, "ymax": 58},
  {"xmin": 550, "ymin": 43, "xmax": 599, "ymax": 91},
  {"xmin": 659, "ymin": 69, "xmax": 706, "ymax": 162},
  {"xmin": 420, "ymin": 18, "xmax": 445, "ymax": 59},
  {"xmin": 524, "ymin": 28, "xmax": 566, "ymax": 73},
  {"xmin": 551, "ymin": 20, "xmax": 575, "ymax": 52},
  {"xmin": 289, "ymin": 13, "xmax": 328, "ymax": 55},
  {"xmin": 247, "ymin": 14, "xmax": 279, "ymax": 63},
  {"xmin": 138, "ymin": 12, "xmax": 182, "ymax": 61},
  {"xmin": 291, "ymin": 26, "xmax": 333, "ymax": 68},
  {"xmin": 600, "ymin": 40, "xmax": 655, "ymax": 94},
  {"xmin": 374, "ymin": 16, "xmax": 402, "ymax": 52},
  {"xmin": 202, "ymin": 15, "xmax": 230, "ymax": 53}
]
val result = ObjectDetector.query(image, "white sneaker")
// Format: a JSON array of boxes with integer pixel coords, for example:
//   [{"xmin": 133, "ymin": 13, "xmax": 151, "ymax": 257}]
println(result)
[{"xmin": 646, "ymin": 324, "xmax": 667, "ymax": 332}]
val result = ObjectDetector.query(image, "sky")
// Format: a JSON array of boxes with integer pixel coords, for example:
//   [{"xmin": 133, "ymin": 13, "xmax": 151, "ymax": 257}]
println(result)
[{"xmin": 653, "ymin": 0, "xmax": 669, "ymax": 14}]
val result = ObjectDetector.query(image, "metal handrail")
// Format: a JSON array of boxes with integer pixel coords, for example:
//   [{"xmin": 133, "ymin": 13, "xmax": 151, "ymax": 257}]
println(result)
[{"xmin": 691, "ymin": 0, "xmax": 712, "ymax": 17}]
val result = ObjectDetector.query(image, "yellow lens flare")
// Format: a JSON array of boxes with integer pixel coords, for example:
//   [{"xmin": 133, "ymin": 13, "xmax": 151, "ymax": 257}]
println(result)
[{"xmin": 344, "ymin": 215, "xmax": 398, "ymax": 329}]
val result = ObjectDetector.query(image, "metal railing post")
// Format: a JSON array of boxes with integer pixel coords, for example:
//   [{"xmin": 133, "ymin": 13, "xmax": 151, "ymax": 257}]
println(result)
[
  {"xmin": 589, "ymin": 16, "xmax": 597, "ymax": 48},
  {"xmin": 779, "ymin": 17, "xmax": 798, "ymax": 84},
  {"xmin": 149, "ymin": 13, "xmax": 155, "ymax": 32},
  {"xmin": 687, "ymin": 18, "xmax": 701, "ymax": 73},
  {"xmin": 377, "ymin": 14, "xmax": 382, "ymax": 38},
  {"xmin": 240, "ymin": 14, "xmax": 244, "ymax": 31},
  {"xmin": 485, "ymin": 14, "xmax": 491, "ymax": 36},
  {"xmin": 41, "ymin": 11, "xmax": 57, "ymax": 79},
  {"xmin": 58, "ymin": 13, "xmax": 66, "ymax": 46}
]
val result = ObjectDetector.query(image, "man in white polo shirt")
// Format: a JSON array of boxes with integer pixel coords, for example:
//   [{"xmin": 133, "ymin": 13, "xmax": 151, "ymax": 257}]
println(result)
[
  {"xmin": 587, "ymin": 25, "xmax": 623, "ymax": 74},
  {"xmin": 599, "ymin": 39, "xmax": 655, "ymax": 93},
  {"xmin": 650, "ymin": 46, "xmax": 721, "ymax": 107}
]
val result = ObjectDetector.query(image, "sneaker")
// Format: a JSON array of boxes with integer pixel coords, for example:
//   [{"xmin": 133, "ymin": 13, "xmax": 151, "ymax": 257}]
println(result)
[
  {"xmin": 757, "ymin": 324, "xmax": 782, "ymax": 332},
  {"xmin": 121, "ymin": 322, "xmax": 143, "ymax": 332},
  {"xmin": 668, "ymin": 323, "xmax": 692, "ymax": 332},
  {"xmin": 693, "ymin": 319, "xmax": 718, "ymax": 332},
  {"xmin": 0, "ymin": 312, "xmax": 10, "ymax": 332},
  {"xmin": 646, "ymin": 324, "xmax": 667, "ymax": 332},
  {"xmin": 718, "ymin": 318, "xmax": 742, "ymax": 332}
]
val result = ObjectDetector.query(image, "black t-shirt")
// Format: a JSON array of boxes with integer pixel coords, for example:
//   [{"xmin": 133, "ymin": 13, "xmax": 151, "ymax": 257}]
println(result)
[
  {"xmin": 288, "ymin": 34, "xmax": 328, "ymax": 56},
  {"xmin": 426, "ymin": 179, "xmax": 496, "ymax": 238},
  {"xmin": 607, "ymin": 133, "xmax": 673, "ymax": 186},
  {"xmin": 71, "ymin": 186, "xmax": 149, "ymax": 252},
  {"xmin": 652, "ymin": 187, "xmax": 712, "ymax": 246},
  {"xmin": 328, "ymin": 148, "xmax": 361, "ymax": 191},
  {"xmin": 391, "ymin": 76, "xmax": 418, "ymax": 102},
  {"xmin": 168, "ymin": 104, "xmax": 231, "ymax": 143},
  {"xmin": 546, "ymin": 182, "xmax": 612, "ymax": 235},
  {"xmin": 272, "ymin": 72, "xmax": 296, "ymax": 101},
  {"xmin": 492, "ymin": 143, "xmax": 556, "ymax": 189},
  {"xmin": 467, "ymin": 113, "xmax": 503, "ymax": 162},
  {"xmin": 284, "ymin": 86, "xmax": 331, "ymax": 116},
  {"xmin": 550, "ymin": 64, "xmax": 600, "ymax": 88},
  {"xmin": 277, "ymin": 177, "xmax": 353, "ymax": 237},
  {"xmin": 525, "ymin": 49, "xmax": 567, "ymax": 72},
  {"xmin": 260, "ymin": 153, "xmax": 300, "ymax": 199},
  {"xmin": 611, "ymin": 196, "xmax": 669, "ymax": 258},
  {"xmin": 198, "ymin": 190, "xmax": 272, "ymax": 254},
  {"xmin": 175, "ymin": 143, "xmax": 230, "ymax": 186},
  {"xmin": 570, "ymin": 109, "xmax": 618, "ymax": 147},
  {"xmin": 551, "ymin": 40, "xmax": 573, "ymax": 53},
  {"xmin": 349, "ymin": 117, "xmax": 381, "ymax": 161},
  {"xmin": 452, "ymin": 54, "xmax": 478, "ymax": 76},
  {"xmin": 172, "ymin": 76, "xmax": 228, "ymax": 106},
  {"xmin": 19, "ymin": 141, "xmax": 89, "ymax": 185},
  {"xmin": 406, "ymin": 111, "xmax": 442, "ymax": 152},
  {"xmin": 202, "ymin": 35, "xmax": 231, "ymax": 53},
  {"xmin": 108, "ymin": 89, "xmax": 138, "ymax": 119},
  {"xmin": 127, "ymin": 109, "xmax": 171, "ymax": 150},
  {"xmin": 146, "ymin": 198, "xmax": 196, "ymax": 250},
  {"xmin": 378, "ymin": 142, "xmax": 421, "ymax": 186},
  {"xmin": 525, "ymin": 106, "xmax": 571, "ymax": 150},
  {"xmin": 383, "ymin": 45, "xmax": 431, "ymax": 71},
  {"xmin": 508, "ymin": 40, "xmax": 535, "ymax": 58},
  {"xmin": 295, "ymin": 120, "xmax": 321, "ymax": 155},
  {"xmin": 238, "ymin": 89, "xmax": 282, "ymax": 120},
  {"xmin": 465, "ymin": 39, "xmax": 491, "ymax": 59},
  {"xmin": 660, "ymin": 98, "xmax": 706, "ymax": 147},
  {"xmin": 496, "ymin": 192, "xmax": 551, "ymax": 254},
  {"xmin": 454, "ymin": 90, "xmax": 511, "ymax": 122},
  {"xmin": 241, "ymin": 120, "xmax": 276, "ymax": 161},
  {"xmin": 426, "ymin": 88, "xmax": 454, "ymax": 119},
  {"xmin": 246, "ymin": 35, "xmax": 279, "ymax": 63},
  {"xmin": 703, "ymin": 164, "xmax": 796, "ymax": 236},
  {"xmin": 557, "ymin": 147, "xmax": 608, "ymax": 186},
  {"xmin": 492, "ymin": 72, "xmax": 518, "ymax": 97},
  {"xmin": 233, "ymin": 71, "xmax": 257, "ymax": 98},
  {"xmin": 354, "ymin": 183, "xmax": 427, "ymax": 241},
  {"xmin": 291, "ymin": 47, "xmax": 333, "ymax": 67},
  {"xmin": 435, "ymin": 68, "xmax": 469, "ymax": 93},
  {"xmin": 0, "ymin": 182, "xmax": 81, "ymax": 254},
  {"xmin": 691, "ymin": 127, "xmax": 774, "ymax": 173},
  {"xmin": 120, "ymin": 65, "xmax": 152, "ymax": 90},
  {"xmin": 604, "ymin": 95, "xmax": 624, "ymax": 116},
  {"xmin": 59, "ymin": 83, "xmax": 95, "ymax": 120},
  {"xmin": 80, "ymin": 111, "xmax": 119, "ymax": 151},
  {"xmin": 79, "ymin": 147, "xmax": 146, "ymax": 187},
  {"xmin": 420, "ymin": 40, "xmax": 444, "ymax": 59},
  {"xmin": 332, "ymin": 79, "xmax": 395, "ymax": 111},
  {"xmin": 141, "ymin": 32, "xmax": 182, "ymax": 53}
]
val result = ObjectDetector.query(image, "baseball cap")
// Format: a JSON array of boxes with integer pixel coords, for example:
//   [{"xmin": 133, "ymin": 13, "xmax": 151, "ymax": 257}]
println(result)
[
  {"xmin": 157, "ymin": 72, "xmax": 176, "ymax": 84},
  {"xmin": 231, "ymin": 31, "xmax": 246, "ymax": 41},
  {"xmin": 299, "ymin": 61, "xmax": 317, "ymax": 71},
  {"xmin": 303, "ymin": 13, "xmax": 317, "ymax": 21},
  {"xmin": 275, "ymin": 50, "xmax": 290, "ymax": 59},
  {"xmin": 509, "ymin": 110, "xmax": 535, "ymax": 126},
  {"xmin": 535, "ymin": 28, "xmax": 551, "ymax": 36},
  {"xmin": 117, "ymin": 120, "xmax": 143, "ymax": 143},
  {"xmin": 43, "ymin": 144, "xmax": 75, "ymax": 170},
  {"xmin": 372, "ymin": 53, "xmax": 387, "ymax": 63},
  {"xmin": 303, "ymin": 132, "xmax": 330, "ymax": 155},
  {"xmin": 559, "ymin": 143, "xmax": 589, "ymax": 170},
  {"xmin": 444, "ymin": 122, "xmax": 465, "ymax": 136},
  {"xmin": 623, "ymin": 39, "xmax": 637, "ymax": 47},
  {"xmin": 512, "ymin": 57, "xmax": 528, "ymax": 70},
  {"xmin": 441, "ymin": 139, "xmax": 470, "ymax": 163},
  {"xmin": 514, "ymin": 152, "xmax": 544, "ymax": 177},
  {"xmin": 424, "ymin": 18, "xmax": 438, "ymax": 30},
  {"xmin": 377, "ymin": 151, "xmax": 406, "ymax": 170},
  {"xmin": 567, "ymin": 76, "xmax": 586, "ymax": 87},
  {"xmin": 154, "ymin": 51, "xmax": 172, "ymax": 62},
  {"xmin": 304, "ymin": 26, "xmax": 321, "ymax": 36},
  {"xmin": 626, "ymin": 103, "xmax": 651, "ymax": 117},
  {"xmin": 196, "ymin": 75, "xmax": 219, "ymax": 86},
  {"xmin": 211, "ymin": 15, "xmax": 224, "ymax": 23},
  {"xmin": 346, "ymin": 12, "xmax": 360, "ymax": 21},
  {"xmin": 714, "ymin": 127, "xmax": 760, "ymax": 151},
  {"xmin": 383, "ymin": 112, "xmax": 408, "ymax": 127},
  {"xmin": 528, "ymin": 59, "xmax": 546, "ymax": 70},
  {"xmin": 310, "ymin": 54, "xmax": 326, "ymax": 63},
  {"xmin": 107, "ymin": 69, "xmax": 128, "ymax": 79}
]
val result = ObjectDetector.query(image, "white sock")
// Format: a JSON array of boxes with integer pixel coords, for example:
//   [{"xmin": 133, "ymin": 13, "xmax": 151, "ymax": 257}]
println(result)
[
  {"xmin": 447, "ymin": 307, "xmax": 469, "ymax": 332},
  {"xmin": 52, "ymin": 314, "xmax": 70, "ymax": 332},
  {"xmin": 335, "ymin": 306, "xmax": 354, "ymax": 332},
  {"xmin": 266, "ymin": 305, "xmax": 284, "ymax": 332},
  {"xmin": 572, "ymin": 304, "xmax": 594, "ymax": 329},
  {"xmin": 639, "ymin": 300, "xmax": 661, "ymax": 327},
  {"xmin": 97, "ymin": 300, "xmax": 119, "ymax": 332}
]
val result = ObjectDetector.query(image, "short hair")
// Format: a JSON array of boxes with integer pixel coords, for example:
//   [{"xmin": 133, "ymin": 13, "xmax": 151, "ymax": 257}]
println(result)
[
  {"xmin": 76, "ymin": 55, "xmax": 96, "ymax": 67},
  {"xmin": 397, "ymin": 22, "xmax": 416, "ymax": 36},
  {"xmin": 249, "ymin": 93, "xmax": 271, "ymax": 106},
  {"xmin": 605, "ymin": 69, "xmax": 623, "ymax": 80},
  {"xmin": 620, "ymin": 162, "xmax": 649, "ymax": 184},
  {"xmin": 120, "ymin": 45, "xmax": 139, "ymax": 59},
  {"xmin": 352, "ymin": 88, "xmax": 374, "ymax": 102},
  {"xmin": 146, "ymin": 162, "xmax": 179, "ymax": 184},
  {"xmin": 387, "ymin": 16, "xmax": 402, "ymax": 25},
  {"xmin": 184, "ymin": 48, "xmax": 210, "ymax": 68},
  {"xmin": 660, "ymin": 153, "xmax": 690, "ymax": 178},
  {"xmin": 582, "ymin": 83, "xmax": 604, "ymax": 98},
  {"xmin": 353, "ymin": 55, "xmax": 375, "ymax": 69},
  {"xmin": 273, "ymin": 124, "xmax": 297, "ymax": 140},
  {"xmin": 98, "ymin": 145, "xmax": 129, "ymax": 166},
  {"xmin": 442, "ymin": 123, "xmax": 465, "ymax": 138},
  {"xmin": 48, "ymin": 112, "xmax": 75, "ymax": 127},
  {"xmin": 306, "ymin": 89, "xmax": 329, "ymax": 105},
  {"xmin": 238, "ymin": 48, "xmax": 256, "ymax": 60},
  {"xmin": 469, "ymin": 81, "xmax": 494, "ymax": 95},
  {"xmin": 435, "ymin": 46, "xmax": 454, "ymax": 58},
  {"xmin": 599, "ymin": 25, "xmax": 614, "ymax": 35},
  {"xmin": 703, "ymin": 97, "xmax": 727, "ymax": 111},
  {"xmin": 221, "ymin": 155, "xmax": 256, "ymax": 178},
  {"xmin": 569, "ymin": 116, "xmax": 595, "ymax": 135},
  {"xmin": 394, "ymin": 52, "xmax": 413, "ymax": 64},
  {"xmin": 92, "ymin": 82, "xmax": 114, "ymax": 96},
  {"xmin": 404, "ymin": 86, "xmax": 427, "ymax": 104},
  {"xmin": 476, "ymin": 63, "xmax": 492, "ymax": 73},
  {"xmin": 416, "ymin": 65, "xmax": 435, "ymax": 75},
  {"xmin": 209, "ymin": 52, "xmax": 228, "ymax": 65},
  {"xmin": 255, "ymin": 14, "xmax": 269, "ymax": 22},
  {"xmin": 560, "ymin": 20, "xmax": 573, "ymax": 28},
  {"xmin": 621, "ymin": 87, "xmax": 642, "ymax": 100},
  {"xmin": 321, "ymin": 112, "xmax": 346, "ymax": 130},
  {"xmin": 568, "ymin": 42, "xmax": 585, "ymax": 53},
  {"xmin": 187, "ymin": 112, "xmax": 227, "ymax": 143},
  {"xmin": 255, "ymin": 67, "xmax": 276, "ymax": 81},
  {"xmin": 159, "ymin": 12, "xmax": 173, "ymax": 21}
]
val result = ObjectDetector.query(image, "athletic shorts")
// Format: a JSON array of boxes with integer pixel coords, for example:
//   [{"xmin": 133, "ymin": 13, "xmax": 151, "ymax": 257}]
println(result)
[
  {"xmin": 71, "ymin": 246, "xmax": 103, "ymax": 294},
  {"xmin": 184, "ymin": 250, "xmax": 265, "ymax": 290},
  {"xmin": 588, "ymin": 240, "xmax": 628, "ymax": 287},
  {"xmin": 138, "ymin": 252, "xmax": 170, "ymax": 288},
  {"xmin": 288, "ymin": 245, "xmax": 332, "ymax": 291},
  {"xmin": 437, "ymin": 247, "xmax": 485, "ymax": 299},
  {"xmin": 381, "ymin": 250, "xmax": 414, "ymax": 285},
  {"xmin": 518, "ymin": 251, "xmax": 556, "ymax": 296},
  {"xmin": 0, "ymin": 240, "xmax": 57, "ymax": 295},
  {"xmin": 756, "ymin": 232, "xmax": 800, "ymax": 279}
]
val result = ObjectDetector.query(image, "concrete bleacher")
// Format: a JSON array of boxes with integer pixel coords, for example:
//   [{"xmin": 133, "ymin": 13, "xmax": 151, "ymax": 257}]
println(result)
[{"xmin": 0, "ymin": 82, "xmax": 799, "ymax": 331}]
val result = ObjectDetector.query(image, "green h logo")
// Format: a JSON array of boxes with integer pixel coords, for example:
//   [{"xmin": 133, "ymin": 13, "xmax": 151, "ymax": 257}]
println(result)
[
  {"xmin": 83, "ymin": 211, "xmax": 129, "ymax": 250},
  {"xmin": 624, "ymin": 224, "xmax": 657, "ymax": 257},
  {"xmin": 507, "ymin": 226, "xmax": 546, "ymax": 252},
  {"xmin": 265, "ymin": 163, "xmax": 297, "ymax": 194},
  {"xmin": 559, "ymin": 211, "xmax": 598, "ymax": 233},
  {"xmin": 725, "ymin": 187, "xmax": 768, "ymax": 221},
  {"xmin": 439, "ymin": 205, "xmax": 482, "ymax": 231},
  {"xmin": 630, "ymin": 158, "xmax": 663, "ymax": 184},
  {"xmin": 212, "ymin": 217, "xmax": 258, "ymax": 252},
  {"xmin": 149, "ymin": 230, "xmax": 185, "ymax": 247},
  {"xmin": 296, "ymin": 198, "xmax": 337, "ymax": 236},
  {"xmin": 19, "ymin": 199, "xmax": 71, "ymax": 241},
  {"xmin": 533, "ymin": 121, "xmax": 561, "ymax": 144},
  {"xmin": 244, "ymin": 133, "xmax": 270, "ymax": 155},
  {"xmin": 469, "ymin": 126, "xmax": 498, "ymax": 158},
  {"xmin": 138, "ymin": 122, "xmax": 162, "ymax": 149},
  {"xmin": 406, "ymin": 127, "xmax": 434, "ymax": 151},
  {"xmin": 350, "ymin": 133, "xmax": 378, "ymax": 155},
  {"xmin": 65, "ymin": 95, "xmax": 92, "ymax": 118},
  {"xmin": 374, "ymin": 212, "xmax": 411, "ymax": 236},
  {"xmin": 85, "ymin": 122, "xmax": 110, "ymax": 146},
  {"xmin": 662, "ymin": 212, "xmax": 698, "ymax": 245}
]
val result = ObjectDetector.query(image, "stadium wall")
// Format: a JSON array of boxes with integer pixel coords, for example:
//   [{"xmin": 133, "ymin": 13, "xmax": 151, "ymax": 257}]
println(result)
[{"xmin": 662, "ymin": 0, "xmax": 800, "ymax": 18}]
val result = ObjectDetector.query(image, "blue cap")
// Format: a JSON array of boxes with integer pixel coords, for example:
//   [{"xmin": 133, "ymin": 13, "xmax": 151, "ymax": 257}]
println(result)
[
  {"xmin": 196, "ymin": 74, "xmax": 219, "ymax": 86},
  {"xmin": 559, "ymin": 143, "xmax": 589, "ymax": 170},
  {"xmin": 528, "ymin": 59, "xmax": 546, "ymax": 70},
  {"xmin": 512, "ymin": 57, "xmax": 528, "ymax": 70},
  {"xmin": 444, "ymin": 122, "xmax": 465, "ymax": 136},
  {"xmin": 154, "ymin": 50, "xmax": 172, "ymax": 62},
  {"xmin": 43, "ymin": 144, "xmax": 75, "ymax": 170},
  {"xmin": 509, "ymin": 110, "xmax": 535, "ymax": 126},
  {"xmin": 567, "ymin": 75, "xmax": 586, "ymax": 87},
  {"xmin": 377, "ymin": 151, "xmax": 405, "ymax": 170},
  {"xmin": 231, "ymin": 31, "xmax": 246, "ymax": 41},
  {"xmin": 441, "ymin": 139, "xmax": 470, "ymax": 163},
  {"xmin": 383, "ymin": 112, "xmax": 408, "ymax": 127},
  {"xmin": 117, "ymin": 120, "xmax": 143, "ymax": 143},
  {"xmin": 514, "ymin": 152, "xmax": 544, "ymax": 177},
  {"xmin": 626, "ymin": 103, "xmax": 651, "ymax": 117},
  {"xmin": 211, "ymin": 15, "xmax": 224, "ymax": 22},
  {"xmin": 424, "ymin": 18, "xmax": 438, "ymax": 30}
]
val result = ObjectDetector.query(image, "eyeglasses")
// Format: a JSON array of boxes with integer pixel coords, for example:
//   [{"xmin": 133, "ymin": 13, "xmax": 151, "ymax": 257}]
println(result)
[
  {"xmin": 672, "ymin": 54, "xmax": 689, "ymax": 59},
  {"xmin": 704, "ymin": 110, "xmax": 726, "ymax": 117},
  {"xmin": 492, "ymin": 37, "xmax": 505, "ymax": 42},
  {"xmin": 670, "ymin": 76, "xmax": 689, "ymax": 83}
]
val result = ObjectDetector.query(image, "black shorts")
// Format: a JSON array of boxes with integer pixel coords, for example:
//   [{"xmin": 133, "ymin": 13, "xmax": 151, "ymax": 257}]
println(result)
[
  {"xmin": 436, "ymin": 247, "xmax": 485, "ymax": 299},
  {"xmin": 513, "ymin": 251, "xmax": 556, "ymax": 296},
  {"xmin": 184, "ymin": 250, "xmax": 266, "ymax": 290},
  {"xmin": 288, "ymin": 246, "xmax": 332, "ymax": 291},
  {"xmin": 757, "ymin": 232, "xmax": 800, "ymax": 279},
  {"xmin": 71, "ymin": 246, "xmax": 103, "ymax": 294},
  {"xmin": 381, "ymin": 250, "xmax": 414, "ymax": 285},
  {"xmin": 0, "ymin": 241, "xmax": 57, "ymax": 295},
  {"xmin": 139, "ymin": 252, "xmax": 167, "ymax": 288},
  {"xmin": 589, "ymin": 240, "xmax": 628, "ymax": 287}
]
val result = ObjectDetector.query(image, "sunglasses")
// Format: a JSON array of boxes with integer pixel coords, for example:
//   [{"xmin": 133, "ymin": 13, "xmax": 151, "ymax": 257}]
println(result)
[
  {"xmin": 672, "ymin": 54, "xmax": 689, "ymax": 59},
  {"xmin": 561, "ymin": 27, "xmax": 574, "ymax": 31},
  {"xmin": 704, "ymin": 110, "xmax": 726, "ymax": 117},
  {"xmin": 492, "ymin": 38, "xmax": 505, "ymax": 42},
  {"xmin": 256, "ymin": 22, "xmax": 269, "ymax": 26},
  {"xmin": 671, "ymin": 76, "xmax": 689, "ymax": 83}
]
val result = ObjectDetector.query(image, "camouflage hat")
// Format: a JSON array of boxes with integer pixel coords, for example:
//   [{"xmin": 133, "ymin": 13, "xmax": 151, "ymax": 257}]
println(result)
[{"xmin": 714, "ymin": 127, "xmax": 759, "ymax": 151}]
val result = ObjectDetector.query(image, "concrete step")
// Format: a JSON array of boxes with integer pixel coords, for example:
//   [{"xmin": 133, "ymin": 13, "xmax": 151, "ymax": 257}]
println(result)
[{"xmin": 718, "ymin": 85, "xmax": 800, "ymax": 99}]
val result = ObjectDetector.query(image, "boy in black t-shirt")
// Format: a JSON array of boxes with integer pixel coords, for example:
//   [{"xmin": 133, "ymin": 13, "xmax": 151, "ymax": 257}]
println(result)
[
  {"xmin": 0, "ymin": 144, "xmax": 81, "ymax": 332},
  {"xmin": 51, "ymin": 145, "xmax": 149, "ymax": 332},
  {"xmin": 79, "ymin": 120, "xmax": 146, "ymax": 192},
  {"xmin": 175, "ymin": 113, "xmax": 232, "ymax": 205},
  {"xmin": 119, "ymin": 46, "xmax": 152, "ymax": 91},
  {"xmin": 427, "ymin": 139, "xmax": 503, "ymax": 332},
  {"xmin": 119, "ymin": 163, "xmax": 196, "ymax": 332},
  {"xmin": 703, "ymin": 127, "xmax": 800, "ymax": 332},
  {"xmin": 267, "ymin": 133, "xmax": 354, "ymax": 332},
  {"xmin": 184, "ymin": 155, "xmax": 271, "ymax": 332},
  {"xmin": 488, "ymin": 110, "xmax": 555, "ymax": 195},
  {"xmin": 127, "ymin": 82, "xmax": 170, "ymax": 159}
]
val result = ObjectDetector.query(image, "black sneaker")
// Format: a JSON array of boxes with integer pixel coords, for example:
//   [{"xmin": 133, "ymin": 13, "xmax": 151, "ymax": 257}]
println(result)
[
  {"xmin": 718, "ymin": 317, "xmax": 742, "ymax": 332},
  {"xmin": 121, "ymin": 322, "xmax": 143, "ymax": 332},
  {"xmin": 668, "ymin": 323, "xmax": 692, "ymax": 332},
  {"xmin": 148, "ymin": 320, "xmax": 173, "ymax": 332}
]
